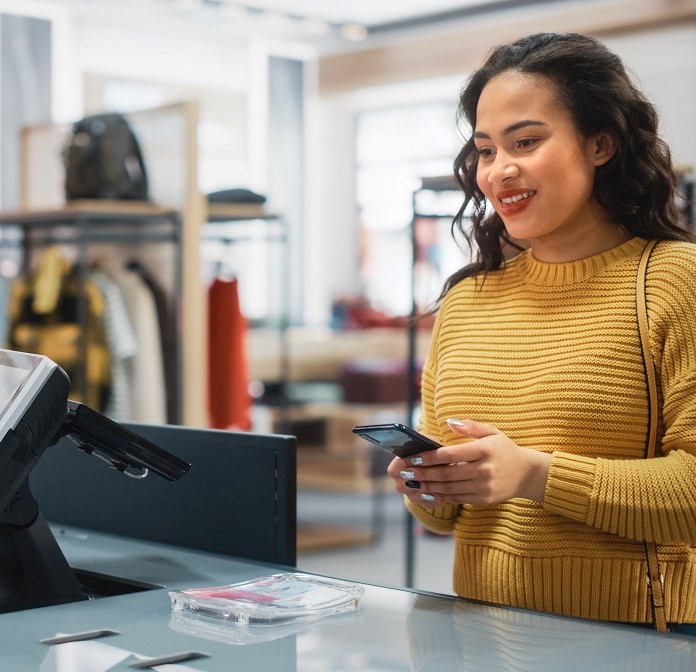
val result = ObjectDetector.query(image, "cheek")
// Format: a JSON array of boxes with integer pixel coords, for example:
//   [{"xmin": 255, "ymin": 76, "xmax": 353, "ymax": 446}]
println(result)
[{"xmin": 476, "ymin": 164, "xmax": 489, "ymax": 195}]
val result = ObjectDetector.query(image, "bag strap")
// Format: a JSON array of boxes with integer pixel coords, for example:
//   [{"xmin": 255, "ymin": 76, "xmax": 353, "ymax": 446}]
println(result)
[{"xmin": 636, "ymin": 238, "xmax": 668, "ymax": 632}]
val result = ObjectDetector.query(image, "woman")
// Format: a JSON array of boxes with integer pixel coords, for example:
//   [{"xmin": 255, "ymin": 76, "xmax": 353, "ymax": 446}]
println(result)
[{"xmin": 388, "ymin": 32, "xmax": 696, "ymax": 631}]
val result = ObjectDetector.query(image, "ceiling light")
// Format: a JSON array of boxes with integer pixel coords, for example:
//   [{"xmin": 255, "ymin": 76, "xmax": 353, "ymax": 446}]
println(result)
[
  {"xmin": 174, "ymin": 0, "xmax": 202, "ymax": 11},
  {"xmin": 261, "ymin": 10, "xmax": 291, "ymax": 26},
  {"xmin": 302, "ymin": 17, "xmax": 331, "ymax": 35},
  {"xmin": 166, "ymin": 2, "xmax": 371, "ymax": 44},
  {"xmin": 339, "ymin": 23, "xmax": 368, "ymax": 42},
  {"xmin": 219, "ymin": 3, "xmax": 248, "ymax": 19}
]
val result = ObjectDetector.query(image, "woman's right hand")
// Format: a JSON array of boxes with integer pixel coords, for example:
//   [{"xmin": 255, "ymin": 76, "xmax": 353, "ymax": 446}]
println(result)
[{"xmin": 387, "ymin": 419, "xmax": 551, "ymax": 507}]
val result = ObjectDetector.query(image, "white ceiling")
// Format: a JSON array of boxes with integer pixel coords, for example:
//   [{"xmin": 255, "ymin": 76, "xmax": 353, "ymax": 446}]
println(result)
[
  {"xmin": 38, "ymin": 0, "xmax": 529, "ymax": 55},
  {"xmin": 234, "ymin": 0, "xmax": 505, "ymax": 26}
]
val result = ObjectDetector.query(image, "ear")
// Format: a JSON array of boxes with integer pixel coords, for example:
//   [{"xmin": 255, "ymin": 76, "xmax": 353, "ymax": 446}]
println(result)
[{"xmin": 592, "ymin": 131, "xmax": 617, "ymax": 167}]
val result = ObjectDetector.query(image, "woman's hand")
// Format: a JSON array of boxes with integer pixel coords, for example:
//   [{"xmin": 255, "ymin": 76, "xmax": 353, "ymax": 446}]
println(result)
[{"xmin": 387, "ymin": 419, "xmax": 551, "ymax": 507}]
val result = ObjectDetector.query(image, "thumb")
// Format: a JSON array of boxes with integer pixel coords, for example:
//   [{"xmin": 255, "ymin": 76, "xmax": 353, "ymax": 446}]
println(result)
[{"xmin": 446, "ymin": 418, "xmax": 499, "ymax": 439}]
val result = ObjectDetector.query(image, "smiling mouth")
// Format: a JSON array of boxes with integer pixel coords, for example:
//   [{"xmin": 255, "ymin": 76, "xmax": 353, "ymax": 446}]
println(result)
[{"xmin": 500, "ymin": 191, "xmax": 536, "ymax": 205}]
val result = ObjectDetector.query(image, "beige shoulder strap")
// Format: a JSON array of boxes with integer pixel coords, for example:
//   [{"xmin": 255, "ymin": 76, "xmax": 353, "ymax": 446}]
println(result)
[{"xmin": 636, "ymin": 238, "xmax": 668, "ymax": 632}]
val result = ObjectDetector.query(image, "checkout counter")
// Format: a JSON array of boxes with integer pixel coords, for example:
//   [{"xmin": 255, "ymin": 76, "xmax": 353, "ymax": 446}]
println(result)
[
  {"xmin": 3, "ymin": 526, "xmax": 696, "ymax": 671},
  {"xmin": 0, "ymin": 349, "xmax": 694, "ymax": 670}
]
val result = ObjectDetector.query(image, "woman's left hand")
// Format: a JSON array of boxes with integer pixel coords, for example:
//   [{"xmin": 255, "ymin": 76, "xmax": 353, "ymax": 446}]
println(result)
[{"xmin": 390, "ymin": 419, "xmax": 552, "ymax": 506}]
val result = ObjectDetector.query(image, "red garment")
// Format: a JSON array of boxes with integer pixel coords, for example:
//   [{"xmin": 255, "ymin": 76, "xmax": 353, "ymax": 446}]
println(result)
[{"xmin": 207, "ymin": 277, "xmax": 252, "ymax": 430}]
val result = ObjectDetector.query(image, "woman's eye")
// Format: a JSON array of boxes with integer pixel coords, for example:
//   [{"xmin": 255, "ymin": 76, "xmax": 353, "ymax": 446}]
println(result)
[
  {"xmin": 516, "ymin": 138, "xmax": 537, "ymax": 149},
  {"xmin": 476, "ymin": 146, "xmax": 495, "ymax": 158}
]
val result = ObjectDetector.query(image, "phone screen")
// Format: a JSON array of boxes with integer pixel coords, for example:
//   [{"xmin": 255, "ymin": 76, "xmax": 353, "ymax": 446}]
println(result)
[{"xmin": 352, "ymin": 424, "xmax": 440, "ymax": 458}]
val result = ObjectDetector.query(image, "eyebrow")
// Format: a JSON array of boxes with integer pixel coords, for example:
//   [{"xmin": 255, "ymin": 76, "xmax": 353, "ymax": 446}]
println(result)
[{"xmin": 473, "ymin": 119, "xmax": 547, "ymax": 139}]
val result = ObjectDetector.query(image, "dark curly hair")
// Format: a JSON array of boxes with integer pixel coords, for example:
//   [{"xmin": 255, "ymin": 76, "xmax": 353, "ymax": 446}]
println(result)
[{"xmin": 436, "ymin": 32, "xmax": 695, "ymax": 305}]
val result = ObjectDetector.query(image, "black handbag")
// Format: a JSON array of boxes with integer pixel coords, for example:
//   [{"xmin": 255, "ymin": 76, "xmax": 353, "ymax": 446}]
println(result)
[{"xmin": 63, "ymin": 113, "xmax": 149, "ymax": 201}]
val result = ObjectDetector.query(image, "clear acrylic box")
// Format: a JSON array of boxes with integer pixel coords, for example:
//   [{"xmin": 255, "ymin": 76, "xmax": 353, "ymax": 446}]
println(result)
[{"xmin": 168, "ymin": 573, "xmax": 364, "ymax": 627}]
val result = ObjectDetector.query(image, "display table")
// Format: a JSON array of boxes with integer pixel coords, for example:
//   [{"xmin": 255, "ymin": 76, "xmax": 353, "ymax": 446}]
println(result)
[{"xmin": 2, "ymin": 525, "xmax": 693, "ymax": 671}]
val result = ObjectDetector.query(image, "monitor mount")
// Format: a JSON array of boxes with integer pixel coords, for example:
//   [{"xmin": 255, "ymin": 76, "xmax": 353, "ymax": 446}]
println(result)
[{"xmin": 0, "ymin": 353, "xmax": 189, "ymax": 613}]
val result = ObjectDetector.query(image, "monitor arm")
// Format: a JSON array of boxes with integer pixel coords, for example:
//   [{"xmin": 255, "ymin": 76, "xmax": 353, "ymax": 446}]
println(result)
[
  {"xmin": 0, "ymin": 369, "xmax": 189, "ymax": 613},
  {"xmin": 0, "ymin": 367, "xmax": 83, "ymax": 612}
]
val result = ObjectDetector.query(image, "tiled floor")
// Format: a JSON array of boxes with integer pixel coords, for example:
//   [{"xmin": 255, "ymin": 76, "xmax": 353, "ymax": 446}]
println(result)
[{"xmin": 295, "ymin": 489, "xmax": 455, "ymax": 596}]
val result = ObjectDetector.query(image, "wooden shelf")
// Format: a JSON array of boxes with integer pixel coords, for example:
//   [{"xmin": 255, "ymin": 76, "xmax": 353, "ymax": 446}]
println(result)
[
  {"xmin": 206, "ymin": 202, "xmax": 277, "ymax": 222},
  {"xmin": 298, "ymin": 462, "xmax": 391, "ymax": 494},
  {"xmin": 297, "ymin": 524, "xmax": 374, "ymax": 552},
  {"xmin": 419, "ymin": 174, "xmax": 458, "ymax": 192},
  {"xmin": 0, "ymin": 200, "xmax": 176, "ymax": 224},
  {"xmin": 267, "ymin": 401, "xmax": 401, "ymax": 496}
]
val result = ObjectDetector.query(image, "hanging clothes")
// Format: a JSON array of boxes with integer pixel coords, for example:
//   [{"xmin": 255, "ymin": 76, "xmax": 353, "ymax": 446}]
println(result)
[
  {"xmin": 207, "ymin": 276, "xmax": 252, "ymax": 431},
  {"xmin": 8, "ymin": 248, "xmax": 112, "ymax": 411},
  {"xmin": 90, "ymin": 269, "xmax": 137, "ymax": 421},
  {"xmin": 101, "ymin": 262, "xmax": 167, "ymax": 425},
  {"xmin": 126, "ymin": 260, "xmax": 178, "ymax": 424}
]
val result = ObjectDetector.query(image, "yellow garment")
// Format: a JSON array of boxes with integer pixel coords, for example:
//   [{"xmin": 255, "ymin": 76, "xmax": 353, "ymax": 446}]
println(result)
[
  {"xmin": 32, "ymin": 245, "xmax": 66, "ymax": 314},
  {"xmin": 8, "ymin": 264, "xmax": 112, "ymax": 411},
  {"xmin": 408, "ymin": 237, "xmax": 696, "ymax": 624}
]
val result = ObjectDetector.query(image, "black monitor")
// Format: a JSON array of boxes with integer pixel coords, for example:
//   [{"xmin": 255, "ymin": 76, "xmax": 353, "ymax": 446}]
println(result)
[
  {"xmin": 0, "ymin": 349, "xmax": 71, "ymax": 510},
  {"xmin": 0, "ymin": 348, "xmax": 190, "ymax": 613},
  {"xmin": 32, "ymin": 422, "xmax": 298, "ymax": 567}
]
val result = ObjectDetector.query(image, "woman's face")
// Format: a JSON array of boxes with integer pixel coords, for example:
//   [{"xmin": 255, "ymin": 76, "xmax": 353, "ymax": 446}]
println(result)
[{"xmin": 474, "ymin": 71, "xmax": 616, "ymax": 261}]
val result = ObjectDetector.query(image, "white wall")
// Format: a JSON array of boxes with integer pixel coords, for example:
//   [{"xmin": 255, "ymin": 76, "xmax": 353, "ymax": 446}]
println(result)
[
  {"xmin": 311, "ymin": 75, "xmax": 463, "ymax": 325},
  {"xmin": 604, "ymin": 25, "xmax": 696, "ymax": 171},
  {"xmin": 306, "ymin": 96, "xmax": 357, "ymax": 325},
  {"xmin": 74, "ymin": 17, "xmax": 249, "ymax": 91}
]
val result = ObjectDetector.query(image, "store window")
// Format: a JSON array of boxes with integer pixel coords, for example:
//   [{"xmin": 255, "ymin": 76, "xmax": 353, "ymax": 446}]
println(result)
[{"xmin": 355, "ymin": 101, "xmax": 464, "ymax": 317}]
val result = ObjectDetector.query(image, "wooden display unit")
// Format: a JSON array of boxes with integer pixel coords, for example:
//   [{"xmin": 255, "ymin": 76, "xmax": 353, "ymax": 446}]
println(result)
[
  {"xmin": 17, "ymin": 103, "xmax": 207, "ymax": 426},
  {"xmin": 272, "ymin": 401, "xmax": 404, "ymax": 493},
  {"xmin": 0, "ymin": 202, "xmax": 182, "ymax": 418}
]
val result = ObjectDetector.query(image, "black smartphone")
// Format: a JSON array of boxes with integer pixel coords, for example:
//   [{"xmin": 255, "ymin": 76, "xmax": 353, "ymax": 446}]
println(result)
[{"xmin": 352, "ymin": 423, "xmax": 441, "ymax": 458}]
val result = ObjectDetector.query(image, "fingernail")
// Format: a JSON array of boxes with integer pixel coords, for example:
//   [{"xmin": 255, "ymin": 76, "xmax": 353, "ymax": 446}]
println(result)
[
  {"xmin": 447, "ymin": 418, "xmax": 467, "ymax": 428},
  {"xmin": 400, "ymin": 470, "xmax": 416, "ymax": 480},
  {"xmin": 420, "ymin": 493, "xmax": 436, "ymax": 502},
  {"xmin": 405, "ymin": 480, "xmax": 421, "ymax": 489},
  {"xmin": 410, "ymin": 457, "xmax": 423, "ymax": 466}
]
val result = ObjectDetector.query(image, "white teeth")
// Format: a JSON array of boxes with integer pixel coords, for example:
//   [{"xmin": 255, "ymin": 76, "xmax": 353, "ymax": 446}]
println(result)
[{"xmin": 501, "ymin": 191, "xmax": 534, "ymax": 205}]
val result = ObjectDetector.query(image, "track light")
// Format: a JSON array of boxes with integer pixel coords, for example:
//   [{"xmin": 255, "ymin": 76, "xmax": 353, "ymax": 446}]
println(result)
[
  {"xmin": 302, "ymin": 17, "xmax": 331, "ymax": 35},
  {"xmin": 174, "ymin": 0, "xmax": 203, "ymax": 11},
  {"xmin": 159, "ymin": 0, "xmax": 370, "ymax": 42},
  {"xmin": 339, "ymin": 23, "xmax": 369, "ymax": 42}
]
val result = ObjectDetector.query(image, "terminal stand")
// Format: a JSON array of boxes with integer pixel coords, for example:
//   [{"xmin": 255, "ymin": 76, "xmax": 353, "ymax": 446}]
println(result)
[
  {"xmin": 0, "ymin": 481, "xmax": 86, "ymax": 613},
  {"xmin": 0, "ymin": 348, "xmax": 190, "ymax": 614}
]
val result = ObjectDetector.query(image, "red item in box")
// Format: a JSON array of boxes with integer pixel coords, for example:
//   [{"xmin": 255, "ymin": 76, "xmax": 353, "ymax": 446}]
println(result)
[{"xmin": 341, "ymin": 358, "xmax": 421, "ymax": 404}]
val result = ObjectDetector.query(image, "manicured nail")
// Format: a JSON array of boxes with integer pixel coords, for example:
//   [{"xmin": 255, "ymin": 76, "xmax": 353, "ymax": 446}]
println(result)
[
  {"xmin": 405, "ymin": 480, "xmax": 421, "ymax": 489},
  {"xmin": 447, "ymin": 418, "xmax": 467, "ymax": 428},
  {"xmin": 410, "ymin": 457, "xmax": 423, "ymax": 466},
  {"xmin": 420, "ymin": 493, "xmax": 436, "ymax": 502},
  {"xmin": 400, "ymin": 470, "xmax": 416, "ymax": 480}
]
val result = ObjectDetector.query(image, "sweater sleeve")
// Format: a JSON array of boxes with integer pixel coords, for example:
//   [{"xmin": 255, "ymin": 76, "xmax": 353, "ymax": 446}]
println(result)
[
  {"xmin": 545, "ymin": 245, "xmax": 696, "ymax": 545},
  {"xmin": 407, "ymin": 300, "xmax": 461, "ymax": 534}
]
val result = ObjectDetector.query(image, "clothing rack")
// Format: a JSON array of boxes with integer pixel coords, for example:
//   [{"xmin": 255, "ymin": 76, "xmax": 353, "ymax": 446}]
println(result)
[
  {"xmin": 405, "ymin": 175, "xmax": 462, "ymax": 587},
  {"xmin": 0, "ymin": 201, "xmax": 182, "ymax": 420},
  {"xmin": 202, "ymin": 202, "xmax": 291, "ymax": 433}
]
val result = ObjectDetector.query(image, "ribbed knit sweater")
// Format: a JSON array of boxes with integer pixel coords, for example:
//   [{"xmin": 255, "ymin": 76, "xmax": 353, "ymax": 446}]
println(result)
[{"xmin": 407, "ymin": 237, "xmax": 696, "ymax": 624}]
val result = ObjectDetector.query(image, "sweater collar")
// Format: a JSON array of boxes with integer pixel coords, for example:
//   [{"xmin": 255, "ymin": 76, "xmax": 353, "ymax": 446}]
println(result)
[{"xmin": 510, "ymin": 237, "xmax": 647, "ymax": 286}]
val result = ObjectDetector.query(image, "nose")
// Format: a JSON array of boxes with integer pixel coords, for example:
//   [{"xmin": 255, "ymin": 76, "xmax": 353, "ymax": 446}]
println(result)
[
  {"xmin": 503, "ymin": 163, "xmax": 520, "ymax": 178},
  {"xmin": 487, "ymin": 156, "xmax": 520, "ymax": 184}
]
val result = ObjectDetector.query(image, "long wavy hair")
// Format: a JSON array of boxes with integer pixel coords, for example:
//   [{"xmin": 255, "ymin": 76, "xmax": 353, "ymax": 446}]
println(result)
[{"xmin": 435, "ymin": 32, "xmax": 695, "ymax": 307}]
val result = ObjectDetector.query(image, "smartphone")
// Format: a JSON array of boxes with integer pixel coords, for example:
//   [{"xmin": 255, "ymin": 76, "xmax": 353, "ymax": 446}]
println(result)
[{"xmin": 352, "ymin": 423, "xmax": 441, "ymax": 458}]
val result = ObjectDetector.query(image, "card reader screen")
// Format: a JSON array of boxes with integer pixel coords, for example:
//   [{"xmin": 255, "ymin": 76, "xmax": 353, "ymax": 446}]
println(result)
[{"xmin": 0, "ymin": 351, "xmax": 38, "ymax": 423}]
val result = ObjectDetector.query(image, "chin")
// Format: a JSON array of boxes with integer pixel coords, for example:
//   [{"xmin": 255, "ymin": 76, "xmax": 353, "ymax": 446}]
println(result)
[{"xmin": 501, "ymin": 223, "xmax": 542, "ymax": 241}]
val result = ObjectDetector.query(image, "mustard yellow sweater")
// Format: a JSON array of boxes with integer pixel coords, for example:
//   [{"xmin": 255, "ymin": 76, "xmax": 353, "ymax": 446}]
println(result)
[{"xmin": 407, "ymin": 237, "xmax": 696, "ymax": 624}]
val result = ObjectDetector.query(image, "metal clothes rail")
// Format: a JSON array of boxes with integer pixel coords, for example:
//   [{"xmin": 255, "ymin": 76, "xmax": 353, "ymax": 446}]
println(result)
[
  {"xmin": 0, "ymin": 201, "xmax": 182, "ymax": 419},
  {"xmin": 405, "ymin": 175, "xmax": 460, "ymax": 587}
]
